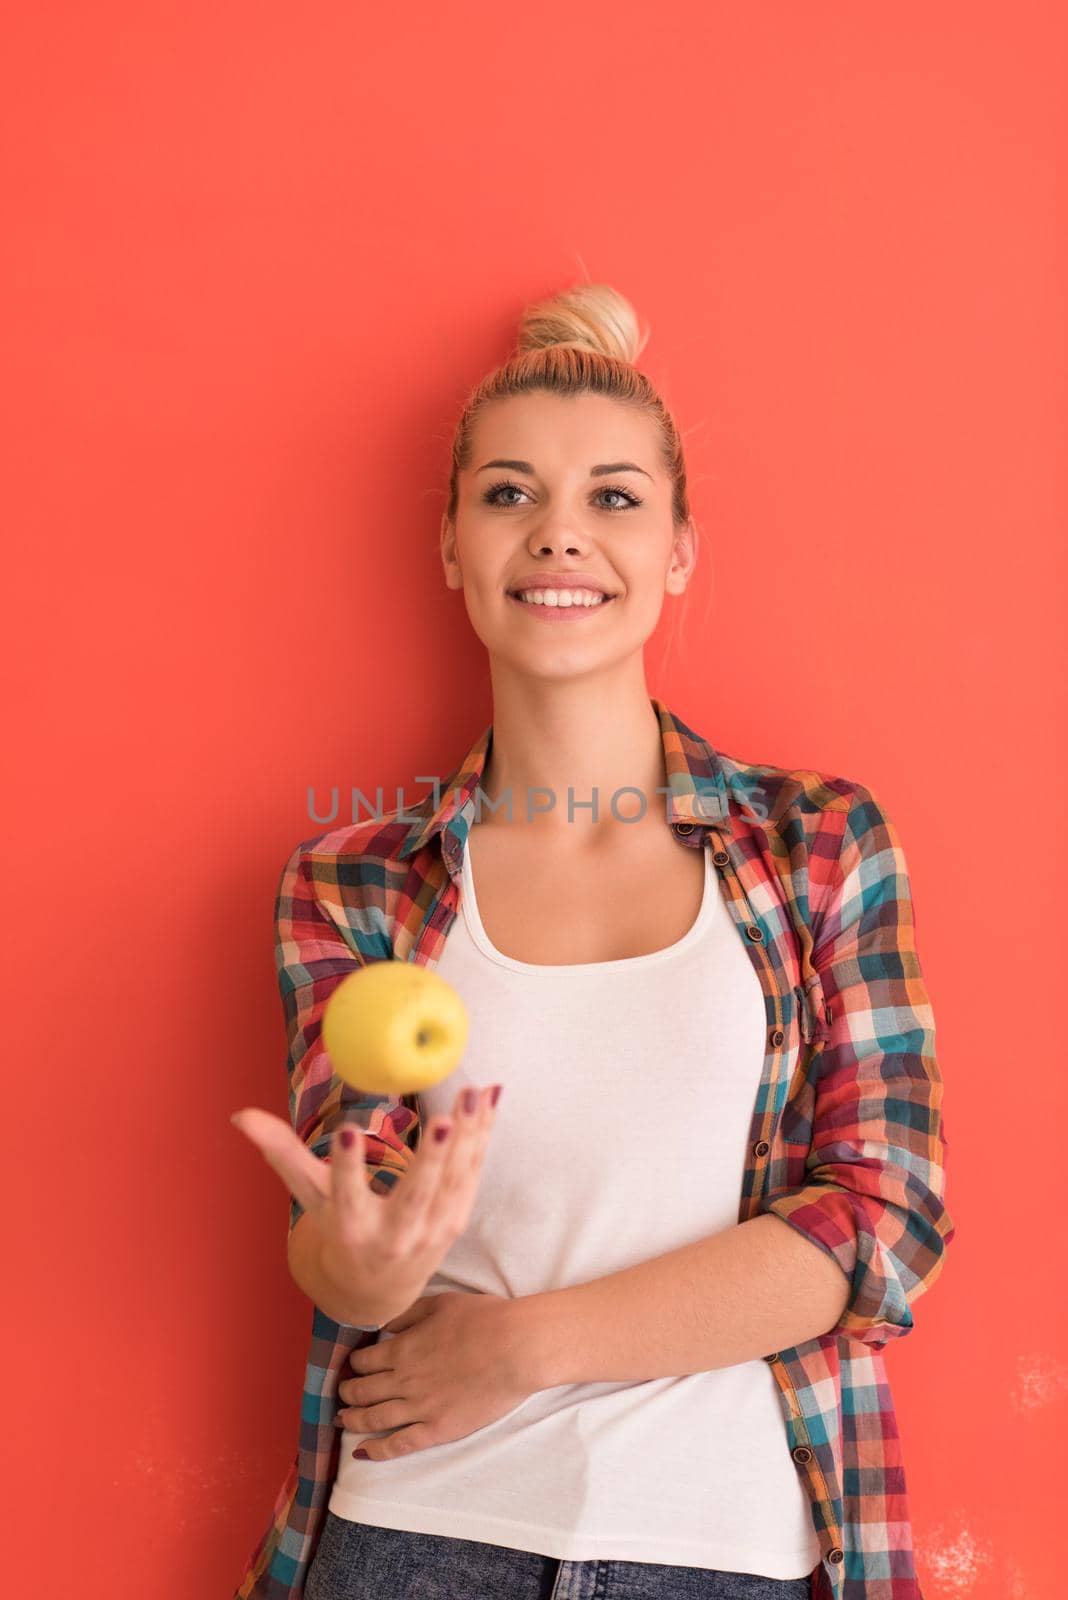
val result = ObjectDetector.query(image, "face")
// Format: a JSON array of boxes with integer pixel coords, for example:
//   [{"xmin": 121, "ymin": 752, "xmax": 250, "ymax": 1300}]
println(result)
[{"xmin": 440, "ymin": 390, "xmax": 697, "ymax": 683}]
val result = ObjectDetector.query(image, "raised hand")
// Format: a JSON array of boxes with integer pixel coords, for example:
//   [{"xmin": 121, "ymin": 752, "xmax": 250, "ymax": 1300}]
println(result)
[{"xmin": 230, "ymin": 1083, "xmax": 502, "ymax": 1325}]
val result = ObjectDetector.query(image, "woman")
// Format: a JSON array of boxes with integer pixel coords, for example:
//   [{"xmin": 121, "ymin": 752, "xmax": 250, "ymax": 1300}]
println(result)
[{"xmin": 231, "ymin": 283, "xmax": 954, "ymax": 1600}]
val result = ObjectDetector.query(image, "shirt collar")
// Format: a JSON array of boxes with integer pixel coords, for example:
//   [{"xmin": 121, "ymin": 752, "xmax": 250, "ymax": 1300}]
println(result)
[{"xmin": 397, "ymin": 695, "xmax": 731, "ymax": 879}]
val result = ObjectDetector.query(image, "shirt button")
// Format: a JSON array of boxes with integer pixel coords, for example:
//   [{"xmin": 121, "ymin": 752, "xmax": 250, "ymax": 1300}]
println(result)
[
  {"xmin": 753, "ymin": 1139, "xmax": 770, "ymax": 1157},
  {"xmin": 763, "ymin": 1351, "xmax": 780, "ymax": 1363},
  {"xmin": 828, "ymin": 1548, "xmax": 844, "ymax": 1564},
  {"xmin": 712, "ymin": 849, "xmax": 730, "ymax": 866},
  {"xmin": 770, "ymin": 1027, "xmax": 785, "ymax": 1047},
  {"xmin": 674, "ymin": 820, "xmax": 695, "ymax": 836},
  {"xmin": 745, "ymin": 924, "xmax": 763, "ymax": 941},
  {"xmin": 791, "ymin": 1445, "xmax": 813, "ymax": 1464}
]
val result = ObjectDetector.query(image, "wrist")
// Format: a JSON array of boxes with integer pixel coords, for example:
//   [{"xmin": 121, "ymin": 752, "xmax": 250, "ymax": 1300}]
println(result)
[{"xmin": 505, "ymin": 1290, "xmax": 563, "ymax": 1391}]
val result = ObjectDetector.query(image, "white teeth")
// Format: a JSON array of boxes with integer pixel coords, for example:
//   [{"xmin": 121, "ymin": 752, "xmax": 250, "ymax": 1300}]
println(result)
[{"xmin": 514, "ymin": 589, "xmax": 608, "ymax": 607}]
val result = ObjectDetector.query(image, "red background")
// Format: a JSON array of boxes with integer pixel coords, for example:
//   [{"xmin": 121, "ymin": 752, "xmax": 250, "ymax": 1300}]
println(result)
[{"xmin": 3, "ymin": 4, "xmax": 1065, "ymax": 1596}]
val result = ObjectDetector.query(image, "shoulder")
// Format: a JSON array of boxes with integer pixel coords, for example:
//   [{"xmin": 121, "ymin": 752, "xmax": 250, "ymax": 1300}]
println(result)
[
  {"xmin": 716, "ymin": 744, "xmax": 909, "ymax": 899},
  {"xmin": 272, "ymin": 798, "xmax": 436, "ymax": 926},
  {"xmin": 277, "ymin": 778, "xmax": 440, "ymax": 870},
  {"xmin": 712, "ymin": 748, "xmax": 917, "ymax": 960},
  {"xmin": 715, "ymin": 744, "xmax": 888, "ymax": 840},
  {"xmin": 281, "ymin": 816, "xmax": 411, "ymax": 868}
]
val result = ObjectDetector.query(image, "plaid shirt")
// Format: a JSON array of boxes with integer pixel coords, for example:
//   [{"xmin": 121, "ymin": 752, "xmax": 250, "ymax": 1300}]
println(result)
[{"xmin": 234, "ymin": 696, "xmax": 954, "ymax": 1600}]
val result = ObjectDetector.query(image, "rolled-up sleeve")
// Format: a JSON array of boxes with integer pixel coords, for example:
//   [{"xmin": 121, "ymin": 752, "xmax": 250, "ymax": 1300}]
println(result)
[
  {"xmin": 273, "ymin": 841, "xmax": 419, "ymax": 1234},
  {"xmin": 761, "ymin": 786, "xmax": 955, "ymax": 1350}
]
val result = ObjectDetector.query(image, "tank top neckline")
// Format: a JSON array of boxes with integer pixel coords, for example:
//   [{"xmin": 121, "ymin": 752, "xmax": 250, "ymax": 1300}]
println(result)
[{"xmin": 457, "ymin": 836, "xmax": 715, "ymax": 975}]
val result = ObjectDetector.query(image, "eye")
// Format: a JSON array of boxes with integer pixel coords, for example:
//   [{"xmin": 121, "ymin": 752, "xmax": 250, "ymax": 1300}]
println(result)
[
  {"xmin": 598, "ymin": 484, "xmax": 643, "ymax": 510},
  {"xmin": 481, "ymin": 479, "xmax": 643, "ymax": 510},
  {"xmin": 482, "ymin": 479, "xmax": 529, "ymax": 507}
]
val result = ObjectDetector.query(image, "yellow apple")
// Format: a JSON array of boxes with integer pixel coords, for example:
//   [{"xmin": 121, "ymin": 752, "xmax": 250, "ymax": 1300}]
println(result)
[{"xmin": 321, "ymin": 958, "xmax": 469, "ymax": 1095}]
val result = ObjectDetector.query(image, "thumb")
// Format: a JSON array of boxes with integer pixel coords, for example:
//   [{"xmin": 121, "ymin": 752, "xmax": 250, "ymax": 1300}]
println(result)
[
  {"xmin": 229, "ymin": 1107, "xmax": 331, "ymax": 1217},
  {"xmin": 381, "ymin": 1294, "xmax": 438, "ymax": 1333}
]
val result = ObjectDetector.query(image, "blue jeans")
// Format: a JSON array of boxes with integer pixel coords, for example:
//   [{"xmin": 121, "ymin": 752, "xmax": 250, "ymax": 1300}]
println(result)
[{"xmin": 304, "ymin": 1510, "xmax": 814, "ymax": 1599}]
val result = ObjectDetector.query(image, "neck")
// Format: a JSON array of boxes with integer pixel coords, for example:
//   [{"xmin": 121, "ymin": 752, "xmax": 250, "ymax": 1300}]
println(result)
[{"xmin": 477, "ymin": 668, "xmax": 667, "ymax": 842}]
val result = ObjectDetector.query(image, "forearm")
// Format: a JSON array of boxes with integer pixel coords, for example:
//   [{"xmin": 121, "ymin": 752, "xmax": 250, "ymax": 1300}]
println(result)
[
  {"xmin": 513, "ymin": 1212, "xmax": 852, "ymax": 1388},
  {"xmin": 286, "ymin": 1208, "xmax": 392, "ymax": 1329}
]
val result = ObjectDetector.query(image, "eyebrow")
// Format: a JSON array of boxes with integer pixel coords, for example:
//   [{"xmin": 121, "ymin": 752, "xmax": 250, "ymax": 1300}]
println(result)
[{"xmin": 475, "ymin": 458, "xmax": 653, "ymax": 481}]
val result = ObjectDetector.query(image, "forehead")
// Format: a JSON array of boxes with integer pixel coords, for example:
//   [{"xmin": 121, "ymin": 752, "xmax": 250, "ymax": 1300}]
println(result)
[{"xmin": 468, "ymin": 390, "xmax": 660, "ymax": 471}]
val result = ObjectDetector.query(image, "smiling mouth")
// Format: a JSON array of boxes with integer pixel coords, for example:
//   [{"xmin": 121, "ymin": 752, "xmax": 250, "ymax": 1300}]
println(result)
[{"xmin": 506, "ymin": 591, "xmax": 617, "ymax": 608}]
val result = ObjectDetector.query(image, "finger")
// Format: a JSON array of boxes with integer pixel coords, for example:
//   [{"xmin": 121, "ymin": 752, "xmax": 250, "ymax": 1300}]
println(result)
[
  {"xmin": 385, "ymin": 1104, "xmax": 457, "ymax": 1228},
  {"xmin": 352, "ymin": 1421, "xmax": 436, "ymax": 1461},
  {"xmin": 425, "ymin": 1084, "xmax": 497, "ymax": 1226},
  {"xmin": 386, "ymin": 1084, "xmax": 495, "ymax": 1233},
  {"xmin": 230, "ymin": 1107, "xmax": 331, "ymax": 1219},
  {"xmin": 385, "ymin": 1081, "xmax": 481, "ymax": 1227},
  {"xmin": 330, "ymin": 1119, "xmax": 374, "ymax": 1225}
]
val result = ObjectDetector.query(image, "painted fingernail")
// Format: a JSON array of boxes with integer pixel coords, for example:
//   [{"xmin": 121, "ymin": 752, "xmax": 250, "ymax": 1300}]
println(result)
[
  {"xmin": 491, "ymin": 1084, "xmax": 502, "ymax": 1107},
  {"xmin": 463, "ymin": 1088, "xmax": 477, "ymax": 1114},
  {"xmin": 353, "ymin": 1448, "xmax": 370, "ymax": 1459},
  {"xmin": 434, "ymin": 1124, "xmax": 450, "ymax": 1143},
  {"xmin": 340, "ymin": 1128, "xmax": 356, "ymax": 1149}
]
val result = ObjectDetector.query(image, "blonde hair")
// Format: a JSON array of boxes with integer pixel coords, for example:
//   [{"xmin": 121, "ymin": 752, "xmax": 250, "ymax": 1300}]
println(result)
[{"xmin": 443, "ymin": 282, "xmax": 692, "ymax": 531}]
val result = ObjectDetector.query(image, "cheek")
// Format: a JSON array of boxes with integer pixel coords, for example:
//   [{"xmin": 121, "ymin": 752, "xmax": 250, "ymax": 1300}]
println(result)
[
  {"xmin": 467, "ymin": 566, "xmax": 511, "ymax": 606},
  {"xmin": 620, "ymin": 582, "xmax": 667, "ymax": 621}
]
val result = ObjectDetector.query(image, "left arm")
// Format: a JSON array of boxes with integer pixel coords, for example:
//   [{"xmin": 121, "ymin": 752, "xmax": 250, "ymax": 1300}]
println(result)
[
  {"xmin": 341, "ymin": 1221, "xmax": 849, "ymax": 1456},
  {"xmin": 511, "ymin": 1211, "xmax": 851, "ymax": 1388},
  {"xmin": 512, "ymin": 783, "xmax": 956, "ymax": 1389}
]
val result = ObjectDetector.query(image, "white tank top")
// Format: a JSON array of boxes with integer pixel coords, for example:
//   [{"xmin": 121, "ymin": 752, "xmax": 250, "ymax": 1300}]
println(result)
[{"xmin": 328, "ymin": 836, "xmax": 820, "ymax": 1579}]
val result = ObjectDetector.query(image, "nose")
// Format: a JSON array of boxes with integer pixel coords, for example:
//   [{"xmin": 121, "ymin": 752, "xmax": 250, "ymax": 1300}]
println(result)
[{"xmin": 528, "ymin": 517, "xmax": 589, "ymax": 558}]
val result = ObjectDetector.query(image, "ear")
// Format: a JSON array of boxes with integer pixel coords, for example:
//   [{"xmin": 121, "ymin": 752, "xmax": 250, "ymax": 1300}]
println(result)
[
  {"xmin": 665, "ymin": 517, "xmax": 698, "ymax": 595},
  {"xmin": 440, "ymin": 513, "xmax": 463, "ymax": 590}
]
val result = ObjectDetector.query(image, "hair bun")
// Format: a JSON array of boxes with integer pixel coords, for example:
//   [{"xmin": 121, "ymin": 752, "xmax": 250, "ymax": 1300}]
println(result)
[{"xmin": 516, "ymin": 283, "xmax": 650, "ymax": 366}]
